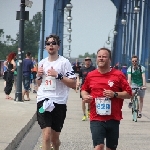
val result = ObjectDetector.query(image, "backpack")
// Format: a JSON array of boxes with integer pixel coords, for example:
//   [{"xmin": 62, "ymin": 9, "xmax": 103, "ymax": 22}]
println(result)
[{"xmin": 131, "ymin": 65, "xmax": 142, "ymax": 79}]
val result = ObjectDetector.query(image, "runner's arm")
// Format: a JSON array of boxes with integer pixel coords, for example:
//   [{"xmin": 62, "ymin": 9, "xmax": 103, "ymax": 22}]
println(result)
[
  {"xmin": 142, "ymin": 73, "xmax": 146, "ymax": 86},
  {"xmin": 127, "ymin": 74, "xmax": 131, "ymax": 86},
  {"xmin": 81, "ymin": 90, "xmax": 89, "ymax": 97},
  {"xmin": 60, "ymin": 77, "xmax": 76, "ymax": 89},
  {"xmin": 114, "ymin": 91, "xmax": 132, "ymax": 99}
]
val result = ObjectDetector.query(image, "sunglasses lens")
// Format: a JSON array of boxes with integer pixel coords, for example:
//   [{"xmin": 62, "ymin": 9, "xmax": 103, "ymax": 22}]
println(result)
[
  {"xmin": 132, "ymin": 61, "xmax": 137, "ymax": 62},
  {"xmin": 46, "ymin": 41, "xmax": 57, "ymax": 46},
  {"xmin": 52, "ymin": 41, "xmax": 56, "ymax": 45},
  {"xmin": 46, "ymin": 43, "xmax": 50, "ymax": 46}
]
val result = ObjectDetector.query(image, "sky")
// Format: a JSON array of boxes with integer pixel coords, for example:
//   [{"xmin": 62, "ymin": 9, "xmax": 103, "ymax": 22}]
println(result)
[{"xmin": 0, "ymin": 0, "xmax": 116, "ymax": 58}]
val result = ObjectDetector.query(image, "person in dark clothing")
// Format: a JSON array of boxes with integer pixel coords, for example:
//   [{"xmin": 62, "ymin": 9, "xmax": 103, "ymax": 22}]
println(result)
[
  {"xmin": 3, "ymin": 56, "xmax": 8, "ymax": 87},
  {"xmin": 72, "ymin": 60, "xmax": 81, "ymax": 92},
  {"xmin": 4, "ymin": 52, "xmax": 17, "ymax": 100},
  {"xmin": 22, "ymin": 52, "xmax": 34, "ymax": 101},
  {"xmin": 77, "ymin": 57, "xmax": 96, "ymax": 121},
  {"xmin": 121, "ymin": 64, "xmax": 128, "ymax": 77}
]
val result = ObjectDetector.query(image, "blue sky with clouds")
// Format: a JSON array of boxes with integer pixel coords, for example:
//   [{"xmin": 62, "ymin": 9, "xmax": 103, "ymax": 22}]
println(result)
[{"xmin": 0, "ymin": 0, "xmax": 116, "ymax": 58}]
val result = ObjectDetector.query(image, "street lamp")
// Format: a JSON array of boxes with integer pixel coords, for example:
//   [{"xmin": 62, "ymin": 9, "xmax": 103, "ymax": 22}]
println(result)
[
  {"xmin": 15, "ymin": 0, "xmax": 33, "ymax": 102},
  {"xmin": 63, "ymin": 2, "xmax": 73, "ymax": 56},
  {"xmin": 134, "ymin": 0, "xmax": 140, "ymax": 13},
  {"xmin": 25, "ymin": 0, "xmax": 33, "ymax": 8},
  {"xmin": 121, "ymin": 12, "xmax": 127, "ymax": 25},
  {"xmin": 64, "ymin": 34, "xmax": 72, "ymax": 43},
  {"xmin": 40, "ymin": 0, "xmax": 46, "ymax": 60},
  {"xmin": 106, "ymin": 28, "xmax": 117, "ymax": 46}
]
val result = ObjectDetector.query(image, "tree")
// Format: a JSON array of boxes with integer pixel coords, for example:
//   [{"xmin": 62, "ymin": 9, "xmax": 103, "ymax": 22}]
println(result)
[
  {"xmin": 22, "ymin": 12, "xmax": 42, "ymax": 57},
  {"xmin": 0, "ymin": 12, "xmax": 42, "ymax": 60},
  {"xmin": 78, "ymin": 52, "xmax": 96, "ymax": 58}
]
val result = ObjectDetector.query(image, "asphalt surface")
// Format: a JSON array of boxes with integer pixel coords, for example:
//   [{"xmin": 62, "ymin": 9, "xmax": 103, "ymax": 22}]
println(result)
[{"xmin": 0, "ymin": 78, "xmax": 150, "ymax": 150}]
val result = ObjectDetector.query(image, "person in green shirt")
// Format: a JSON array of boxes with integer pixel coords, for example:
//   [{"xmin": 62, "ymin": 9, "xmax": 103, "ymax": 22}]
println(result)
[{"xmin": 127, "ymin": 55, "xmax": 146, "ymax": 118}]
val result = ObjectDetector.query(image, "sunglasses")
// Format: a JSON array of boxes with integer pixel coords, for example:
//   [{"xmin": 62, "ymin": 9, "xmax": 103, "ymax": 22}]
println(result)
[
  {"xmin": 132, "ymin": 61, "xmax": 137, "ymax": 62},
  {"xmin": 46, "ymin": 41, "xmax": 57, "ymax": 46}
]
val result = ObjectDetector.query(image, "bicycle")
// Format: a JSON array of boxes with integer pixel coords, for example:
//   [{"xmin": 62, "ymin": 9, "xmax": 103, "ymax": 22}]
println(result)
[{"xmin": 131, "ymin": 87, "xmax": 146, "ymax": 122}]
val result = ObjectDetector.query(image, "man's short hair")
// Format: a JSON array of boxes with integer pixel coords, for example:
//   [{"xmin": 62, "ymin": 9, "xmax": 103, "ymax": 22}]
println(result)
[
  {"xmin": 132, "ymin": 55, "xmax": 138, "ymax": 60},
  {"xmin": 26, "ymin": 52, "xmax": 31, "ymax": 57},
  {"xmin": 97, "ymin": 47, "xmax": 111, "ymax": 59},
  {"xmin": 45, "ymin": 34, "xmax": 61, "ymax": 46}
]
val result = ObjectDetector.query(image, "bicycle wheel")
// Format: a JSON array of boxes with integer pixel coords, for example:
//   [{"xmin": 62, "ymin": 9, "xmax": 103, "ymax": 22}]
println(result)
[{"xmin": 132, "ymin": 97, "xmax": 138, "ymax": 122}]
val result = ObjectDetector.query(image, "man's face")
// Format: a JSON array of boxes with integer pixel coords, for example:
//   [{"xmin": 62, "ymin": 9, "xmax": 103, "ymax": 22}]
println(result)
[
  {"xmin": 97, "ymin": 50, "xmax": 110, "ymax": 68},
  {"xmin": 45, "ymin": 37, "xmax": 59, "ymax": 55},
  {"xmin": 84, "ymin": 59, "xmax": 91, "ymax": 66},
  {"xmin": 132, "ymin": 58, "xmax": 138, "ymax": 66}
]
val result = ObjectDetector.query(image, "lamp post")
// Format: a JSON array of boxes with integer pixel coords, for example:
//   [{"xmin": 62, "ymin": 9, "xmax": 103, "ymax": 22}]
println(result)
[
  {"xmin": 132, "ymin": 0, "xmax": 140, "ymax": 55},
  {"xmin": 40, "ymin": 0, "xmax": 46, "ymax": 60},
  {"xmin": 63, "ymin": 2, "xmax": 73, "ymax": 56},
  {"xmin": 121, "ymin": 12, "xmax": 127, "ymax": 65},
  {"xmin": 15, "ymin": 0, "xmax": 33, "ymax": 102},
  {"xmin": 105, "ymin": 28, "xmax": 117, "ymax": 51}
]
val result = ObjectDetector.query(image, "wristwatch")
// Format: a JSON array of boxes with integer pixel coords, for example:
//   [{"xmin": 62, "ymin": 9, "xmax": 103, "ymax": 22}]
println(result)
[
  {"xmin": 36, "ymin": 76, "xmax": 42, "ymax": 80},
  {"xmin": 114, "ymin": 92, "xmax": 118, "ymax": 98}
]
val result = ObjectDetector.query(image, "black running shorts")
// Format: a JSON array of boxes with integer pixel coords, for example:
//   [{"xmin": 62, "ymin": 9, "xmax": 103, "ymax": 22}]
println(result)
[
  {"xmin": 90, "ymin": 119, "xmax": 120, "ymax": 149},
  {"xmin": 37, "ymin": 100, "xmax": 67, "ymax": 132}
]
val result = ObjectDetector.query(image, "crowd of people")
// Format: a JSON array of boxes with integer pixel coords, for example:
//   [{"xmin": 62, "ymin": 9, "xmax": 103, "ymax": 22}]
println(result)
[
  {"xmin": 2, "ymin": 34, "xmax": 147, "ymax": 150},
  {"xmin": 2, "ymin": 52, "xmax": 38, "ymax": 101}
]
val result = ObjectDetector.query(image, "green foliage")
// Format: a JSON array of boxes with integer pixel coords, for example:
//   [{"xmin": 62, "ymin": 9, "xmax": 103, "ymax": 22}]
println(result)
[
  {"xmin": 0, "ymin": 12, "xmax": 42, "ymax": 60},
  {"xmin": 78, "ymin": 52, "xmax": 96, "ymax": 58}
]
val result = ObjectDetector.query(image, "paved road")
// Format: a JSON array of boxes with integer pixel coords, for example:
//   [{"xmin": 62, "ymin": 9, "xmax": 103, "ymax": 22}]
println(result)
[
  {"xmin": 0, "ymin": 77, "xmax": 149, "ymax": 150},
  {"xmin": 33, "ymin": 88, "xmax": 150, "ymax": 150}
]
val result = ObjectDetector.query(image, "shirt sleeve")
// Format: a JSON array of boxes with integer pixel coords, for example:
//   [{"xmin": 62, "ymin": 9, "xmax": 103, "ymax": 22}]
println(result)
[
  {"xmin": 81, "ymin": 74, "xmax": 91, "ymax": 93},
  {"xmin": 141, "ymin": 66, "xmax": 145, "ymax": 73},
  {"xmin": 79, "ymin": 68, "xmax": 82, "ymax": 78},
  {"xmin": 64, "ymin": 60, "xmax": 76, "ymax": 79},
  {"xmin": 31, "ymin": 61, "xmax": 34, "ymax": 69},
  {"xmin": 127, "ymin": 66, "xmax": 131, "ymax": 74}
]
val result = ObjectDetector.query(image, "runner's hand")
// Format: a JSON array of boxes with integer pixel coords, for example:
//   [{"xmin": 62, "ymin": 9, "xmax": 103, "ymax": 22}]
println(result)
[
  {"xmin": 142, "ymin": 86, "xmax": 147, "ymax": 90},
  {"xmin": 82, "ymin": 95, "xmax": 93, "ymax": 103},
  {"xmin": 37, "ymin": 64, "xmax": 43, "ymax": 76},
  {"xmin": 47, "ymin": 66, "xmax": 58, "ymax": 77},
  {"xmin": 103, "ymin": 89, "xmax": 114, "ymax": 98}
]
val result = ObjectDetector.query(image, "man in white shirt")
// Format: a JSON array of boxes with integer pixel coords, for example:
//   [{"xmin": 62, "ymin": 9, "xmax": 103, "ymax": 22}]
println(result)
[{"xmin": 36, "ymin": 34, "xmax": 76, "ymax": 150}]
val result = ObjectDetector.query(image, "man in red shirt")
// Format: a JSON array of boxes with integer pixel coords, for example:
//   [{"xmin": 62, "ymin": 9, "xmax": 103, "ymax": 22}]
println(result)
[{"xmin": 81, "ymin": 48, "xmax": 132, "ymax": 150}]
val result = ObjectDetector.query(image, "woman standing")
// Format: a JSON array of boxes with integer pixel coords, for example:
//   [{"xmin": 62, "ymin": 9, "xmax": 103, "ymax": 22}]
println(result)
[
  {"xmin": 3, "ymin": 56, "xmax": 8, "ymax": 87},
  {"xmin": 4, "ymin": 52, "xmax": 16, "ymax": 100}
]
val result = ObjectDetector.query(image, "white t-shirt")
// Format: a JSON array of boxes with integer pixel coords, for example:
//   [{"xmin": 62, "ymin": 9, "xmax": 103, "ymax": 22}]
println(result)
[{"xmin": 37, "ymin": 56, "xmax": 76, "ymax": 104}]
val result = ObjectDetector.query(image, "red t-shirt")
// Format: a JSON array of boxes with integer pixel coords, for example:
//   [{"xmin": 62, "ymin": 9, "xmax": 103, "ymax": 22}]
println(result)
[{"xmin": 81, "ymin": 68, "xmax": 132, "ymax": 121}]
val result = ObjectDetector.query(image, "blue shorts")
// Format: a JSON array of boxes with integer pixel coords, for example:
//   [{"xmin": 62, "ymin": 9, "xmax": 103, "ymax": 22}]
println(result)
[
  {"xmin": 23, "ymin": 75, "xmax": 30, "ymax": 91},
  {"xmin": 90, "ymin": 120, "xmax": 120, "ymax": 149}
]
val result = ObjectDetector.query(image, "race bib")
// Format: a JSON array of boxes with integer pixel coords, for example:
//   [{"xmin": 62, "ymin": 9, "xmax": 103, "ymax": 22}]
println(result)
[
  {"xmin": 95, "ymin": 97, "xmax": 111, "ymax": 115},
  {"xmin": 43, "ymin": 76, "xmax": 56, "ymax": 91}
]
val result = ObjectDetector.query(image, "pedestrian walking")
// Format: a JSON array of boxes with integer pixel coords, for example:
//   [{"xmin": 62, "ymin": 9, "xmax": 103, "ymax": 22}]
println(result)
[
  {"xmin": 77, "ymin": 57, "xmax": 96, "ymax": 121},
  {"xmin": 32, "ymin": 58, "xmax": 38, "ymax": 93},
  {"xmin": 36, "ymin": 34, "xmax": 76, "ymax": 150},
  {"xmin": 81, "ymin": 47, "xmax": 132, "ymax": 150},
  {"xmin": 72, "ymin": 59, "xmax": 81, "ymax": 93},
  {"xmin": 22, "ymin": 52, "xmax": 34, "ymax": 101}
]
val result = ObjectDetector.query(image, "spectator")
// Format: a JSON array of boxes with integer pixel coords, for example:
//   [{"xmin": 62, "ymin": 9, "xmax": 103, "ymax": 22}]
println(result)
[
  {"xmin": 3, "ymin": 56, "xmax": 8, "ymax": 87},
  {"xmin": 22, "ymin": 52, "xmax": 34, "ymax": 101},
  {"xmin": 4, "ymin": 52, "xmax": 17, "ymax": 100},
  {"xmin": 72, "ymin": 59, "xmax": 81, "ymax": 93},
  {"xmin": 121, "ymin": 64, "xmax": 127, "ymax": 77}
]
